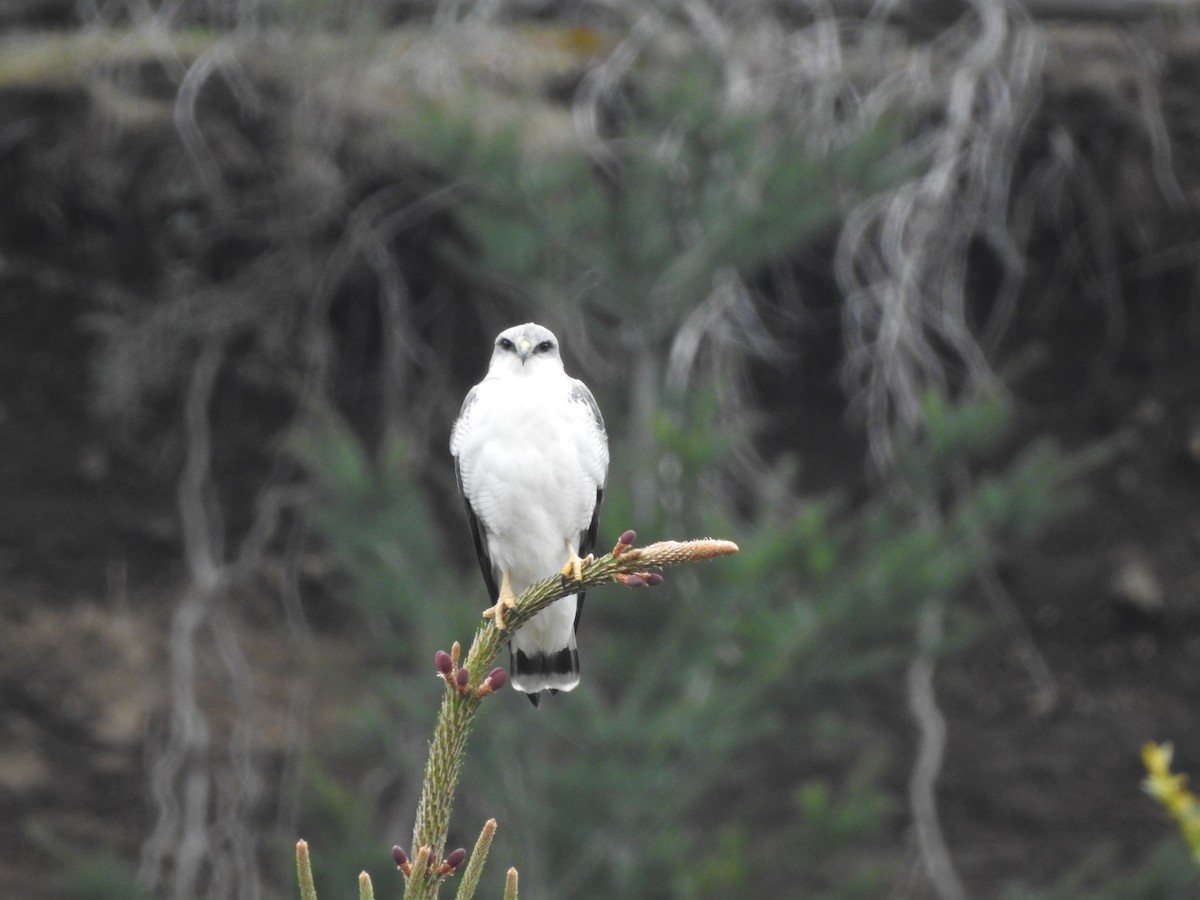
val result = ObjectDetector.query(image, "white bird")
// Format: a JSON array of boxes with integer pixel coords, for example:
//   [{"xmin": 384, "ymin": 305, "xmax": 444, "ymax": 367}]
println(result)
[{"xmin": 450, "ymin": 323, "xmax": 609, "ymax": 706}]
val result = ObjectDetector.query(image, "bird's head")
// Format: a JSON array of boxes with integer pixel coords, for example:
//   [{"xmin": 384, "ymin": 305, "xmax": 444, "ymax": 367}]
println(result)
[{"xmin": 488, "ymin": 322, "xmax": 563, "ymax": 376}]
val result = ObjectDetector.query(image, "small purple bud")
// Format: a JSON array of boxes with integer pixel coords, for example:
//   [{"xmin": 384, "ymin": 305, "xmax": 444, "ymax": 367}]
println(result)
[
  {"xmin": 487, "ymin": 667, "xmax": 508, "ymax": 690},
  {"xmin": 392, "ymin": 845, "xmax": 409, "ymax": 867},
  {"xmin": 456, "ymin": 667, "xmax": 470, "ymax": 688},
  {"xmin": 625, "ymin": 574, "xmax": 645, "ymax": 588},
  {"xmin": 445, "ymin": 848, "xmax": 467, "ymax": 871},
  {"xmin": 619, "ymin": 529, "xmax": 637, "ymax": 546},
  {"xmin": 645, "ymin": 573, "xmax": 664, "ymax": 586},
  {"xmin": 435, "ymin": 650, "xmax": 453, "ymax": 676}
]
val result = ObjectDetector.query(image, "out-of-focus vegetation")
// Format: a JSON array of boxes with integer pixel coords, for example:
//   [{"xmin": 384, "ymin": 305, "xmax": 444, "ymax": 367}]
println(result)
[
  {"xmin": 1142, "ymin": 743, "xmax": 1200, "ymax": 866},
  {"xmin": 274, "ymin": 15, "xmax": 1078, "ymax": 896},
  {"xmin": 293, "ymin": 394, "xmax": 1072, "ymax": 899},
  {"xmin": 5, "ymin": 0, "xmax": 1200, "ymax": 899}
]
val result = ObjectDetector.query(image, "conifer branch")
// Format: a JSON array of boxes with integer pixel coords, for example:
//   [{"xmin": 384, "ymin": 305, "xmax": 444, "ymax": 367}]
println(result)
[
  {"xmin": 404, "ymin": 531, "xmax": 738, "ymax": 898},
  {"xmin": 298, "ymin": 533, "xmax": 737, "ymax": 900}
]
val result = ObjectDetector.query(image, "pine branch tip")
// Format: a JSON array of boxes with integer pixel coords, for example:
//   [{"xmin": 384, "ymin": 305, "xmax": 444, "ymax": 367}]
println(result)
[
  {"xmin": 456, "ymin": 818, "xmax": 498, "ymax": 900},
  {"xmin": 409, "ymin": 845, "xmax": 432, "ymax": 883},
  {"xmin": 503, "ymin": 866, "xmax": 519, "ymax": 900},
  {"xmin": 629, "ymin": 538, "xmax": 740, "ymax": 566},
  {"xmin": 295, "ymin": 839, "xmax": 317, "ymax": 900}
]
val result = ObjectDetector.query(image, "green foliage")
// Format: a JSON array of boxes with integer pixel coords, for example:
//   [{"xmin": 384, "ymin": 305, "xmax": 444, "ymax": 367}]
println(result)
[
  {"xmin": 1001, "ymin": 841, "xmax": 1200, "ymax": 899},
  {"xmin": 24, "ymin": 820, "xmax": 146, "ymax": 900},
  {"xmin": 288, "ymin": 22, "xmax": 1077, "ymax": 900},
  {"xmin": 676, "ymin": 824, "xmax": 750, "ymax": 896},
  {"xmin": 410, "ymin": 37, "xmax": 901, "ymax": 342},
  {"xmin": 514, "ymin": 395, "xmax": 1068, "ymax": 898},
  {"xmin": 290, "ymin": 411, "xmax": 476, "ymax": 655},
  {"xmin": 793, "ymin": 773, "xmax": 894, "ymax": 872},
  {"xmin": 298, "ymin": 760, "xmax": 396, "ymax": 900},
  {"xmin": 61, "ymin": 854, "xmax": 146, "ymax": 900},
  {"xmin": 288, "ymin": 412, "xmax": 477, "ymax": 898},
  {"xmin": 296, "ymin": 376, "xmax": 1071, "ymax": 898}
]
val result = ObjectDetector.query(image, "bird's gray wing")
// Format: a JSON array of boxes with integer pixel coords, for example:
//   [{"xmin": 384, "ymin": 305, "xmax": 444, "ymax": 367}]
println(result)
[
  {"xmin": 573, "ymin": 486, "xmax": 603, "ymax": 633},
  {"xmin": 567, "ymin": 379, "xmax": 607, "ymax": 633},
  {"xmin": 452, "ymin": 387, "xmax": 498, "ymax": 603},
  {"xmin": 568, "ymin": 379, "xmax": 607, "ymax": 439}
]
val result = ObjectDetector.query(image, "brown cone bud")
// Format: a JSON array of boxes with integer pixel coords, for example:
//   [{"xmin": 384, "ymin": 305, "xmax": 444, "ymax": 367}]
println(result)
[
  {"xmin": 435, "ymin": 650, "xmax": 453, "ymax": 676},
  {"xmin": 392, "ymin": 845, "xmax": 409, "ymax": 868}
]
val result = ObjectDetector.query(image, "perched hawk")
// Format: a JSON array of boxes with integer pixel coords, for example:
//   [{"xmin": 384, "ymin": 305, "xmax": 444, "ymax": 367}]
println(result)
[{"xmin": 450, "ymin": 323, "xmax": 609, "ymax": 706}]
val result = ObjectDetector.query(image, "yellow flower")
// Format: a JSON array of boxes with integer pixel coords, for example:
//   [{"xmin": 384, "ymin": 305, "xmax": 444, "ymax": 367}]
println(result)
[
  {"xmin": 1142, "ymin": 741, "xmax": 1200, "ymax": 865},
  {"xmin": 1143, "ymin": 741, "xmax": 1173, "ymax": 777}
]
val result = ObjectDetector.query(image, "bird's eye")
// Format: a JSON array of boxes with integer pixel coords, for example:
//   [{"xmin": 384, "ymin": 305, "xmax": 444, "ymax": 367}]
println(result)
[
  {"xmin": 498, "ymin": 338, "xmax": 514, "ymax": 351},
  {"xmin": 536, "ymin": 341, "xmax": 554, "ymax": 353}
]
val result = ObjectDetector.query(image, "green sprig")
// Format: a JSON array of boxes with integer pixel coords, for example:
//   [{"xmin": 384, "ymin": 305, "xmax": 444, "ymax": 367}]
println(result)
[
  {"xmin": 410, "ymin": 536, "xmax": 739, "ymax": 872},
  {"xmin": 455, "ymin": 818, "xmax": 497, "ymax": 900},
  {"xmin": 300, "ymin": 535, "xmax": 737, "ymax": 900}
]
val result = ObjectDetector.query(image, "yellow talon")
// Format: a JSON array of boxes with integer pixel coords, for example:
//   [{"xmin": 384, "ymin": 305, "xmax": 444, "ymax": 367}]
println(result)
[
  {"xmin": 560, "ymin": 550, "xmax": 593, "ymax": 582},
  {"xmin": 484, "ymin": 572, "xmax": 519, "ymax": 630}
]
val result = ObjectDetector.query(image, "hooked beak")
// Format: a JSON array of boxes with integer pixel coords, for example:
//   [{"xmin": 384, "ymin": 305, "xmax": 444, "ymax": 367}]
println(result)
[{"xmin": 517, "ymin": 339, "xmax": 531, "ymax": 363}]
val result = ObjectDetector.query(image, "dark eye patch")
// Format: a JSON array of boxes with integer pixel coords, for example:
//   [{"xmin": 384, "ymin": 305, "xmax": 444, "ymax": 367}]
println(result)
[
  {"xmin": 498, "ymin": 337, "xmax": 514, "ymax": 350},
  {"xmin": 536, "ymin": 341, "xmax": 554, "ymax": 353}
]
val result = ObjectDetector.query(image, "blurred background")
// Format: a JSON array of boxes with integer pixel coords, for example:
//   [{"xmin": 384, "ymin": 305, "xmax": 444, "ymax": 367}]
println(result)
[{"xmin": 3, "ymin": 0, "xmax": 1200, "ymax": 898}]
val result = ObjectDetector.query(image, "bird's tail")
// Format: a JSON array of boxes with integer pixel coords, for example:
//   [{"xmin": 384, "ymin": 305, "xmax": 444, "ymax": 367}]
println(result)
[
  {"xmin": 509, "ymin": 640, "xmax": 580, "ymax": 708},
  {"xmin": 507, "ymin": 593, "xmax": 581, "ymax": 707}
]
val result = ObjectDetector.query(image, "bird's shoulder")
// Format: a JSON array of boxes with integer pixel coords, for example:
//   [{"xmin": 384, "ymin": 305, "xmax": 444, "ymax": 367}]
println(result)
[
  {"xmin": 567, "ymin": 377, "xmax": 606, "ymax": 436},
  {"xmin": 452, "ymin": 369, "xmax": 604, "ymax": 452},
  {"xmin": 449, "ymin": 380, "xmax": 485, "ymax": 456}
]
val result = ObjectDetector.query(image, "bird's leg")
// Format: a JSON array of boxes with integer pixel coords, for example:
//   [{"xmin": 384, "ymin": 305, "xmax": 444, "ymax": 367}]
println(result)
[
  {"xmin": 483, "ymin": 571, "xmax": 519, "ymax": 630},
  {"xmin": 559, "ymin": 542, "xmax": 593, "ymax": 583}
]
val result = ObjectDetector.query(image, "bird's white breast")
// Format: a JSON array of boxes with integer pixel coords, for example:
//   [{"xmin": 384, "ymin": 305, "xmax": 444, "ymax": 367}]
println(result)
[{"xmin": 453, "ymin": 371, "xmax": 605, "ymax": 590}]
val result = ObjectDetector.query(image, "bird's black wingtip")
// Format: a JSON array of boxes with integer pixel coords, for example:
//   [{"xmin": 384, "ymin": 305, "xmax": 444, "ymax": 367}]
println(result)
[{"xmin": 526, "ymin": 691, "xmax": 542, "ymax": 708}]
